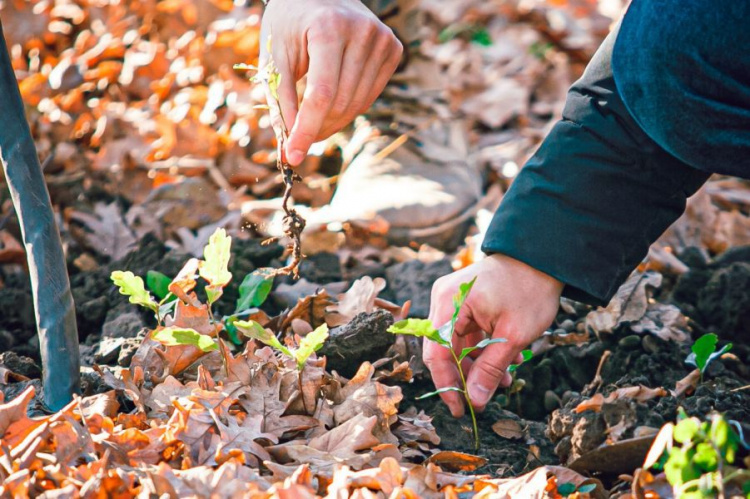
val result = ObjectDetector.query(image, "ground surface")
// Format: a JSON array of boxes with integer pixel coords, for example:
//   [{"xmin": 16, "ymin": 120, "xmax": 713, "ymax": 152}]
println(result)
[{"xmin": 1, "ymin": 0, "xmax": 750, "ymax": 497}]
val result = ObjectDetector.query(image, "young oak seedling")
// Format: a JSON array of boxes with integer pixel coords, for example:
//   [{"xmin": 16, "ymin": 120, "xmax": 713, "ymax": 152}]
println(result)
[
  {"xmin": 686, "ymin": 333, "xmax": 733, "ymax": 382},
  {"xmin": 236, "ymin": 319, "xmax": 329, "ymax": 412},
  {"xmin": 111, "ymin": 228, "xmax": 278, "ymax": 359},
  {"xmin": 388, "ymin": 277, "xmax": 507, "ymax": 450}
]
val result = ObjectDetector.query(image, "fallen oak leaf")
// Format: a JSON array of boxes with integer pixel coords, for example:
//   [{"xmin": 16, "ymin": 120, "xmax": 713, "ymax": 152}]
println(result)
[
  {"xmin": 671, "ymin": 369, "xmax": 701, "ymax": 397},
  {"xmin": 575, "ymin": 385, "xmax": 668, "ymax": 414},
  {"xmin": 427, "ymin": 451, "xmax": 487, "ymax": 473},
  {"xmin": 491, "ymin": 419, "xmax": 524, "ymax": 440},
  {"xmin": 325, "ymin": 276, "xmax": 386, "ymax": 327},
  {"xmin": 267, "ymin": 414, "xmax": 381, "ymax": 474}
]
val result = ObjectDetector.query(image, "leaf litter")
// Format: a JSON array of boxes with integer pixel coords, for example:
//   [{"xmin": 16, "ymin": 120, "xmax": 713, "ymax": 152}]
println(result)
[{"xmin": 2, "ymin": 0, "xmax": 750, "ymax": 496}]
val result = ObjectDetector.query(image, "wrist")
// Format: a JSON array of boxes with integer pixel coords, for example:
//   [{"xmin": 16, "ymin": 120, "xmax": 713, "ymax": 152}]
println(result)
[{"xmin": 485, "ymin": 253, "xmax": 564, "ymax": 297}]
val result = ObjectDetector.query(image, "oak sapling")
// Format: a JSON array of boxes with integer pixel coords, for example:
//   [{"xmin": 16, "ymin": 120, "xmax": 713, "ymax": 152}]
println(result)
[
  {"xmin": 388, "ymin": 277, "xmax": 507, "ymax": 450},
  {"xmin": 236, "ymin": 319, "xmax": 329, "ymax": 412},
  {"xmin": 686, "ymin": 333, "xmax": 733, "ymax": 382},
  {"xmin": 111, "ymin": 228, "xmax": 279, "ymax": 363},
  {"xmin": 643, "ymin": 411, "xmax": 748, "ymax": 497}
]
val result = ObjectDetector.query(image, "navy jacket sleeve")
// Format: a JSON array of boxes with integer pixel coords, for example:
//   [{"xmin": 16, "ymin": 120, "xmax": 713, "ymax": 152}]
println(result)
[{"xmin": 481, "ymin": 19, "xmax": 711, "ymax": 306}]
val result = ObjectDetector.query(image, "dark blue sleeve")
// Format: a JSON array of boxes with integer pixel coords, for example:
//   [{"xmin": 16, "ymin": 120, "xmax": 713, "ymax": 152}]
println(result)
[{"xmin": 481, "ymin": 23, "xmax": 709, "ymax": 305}]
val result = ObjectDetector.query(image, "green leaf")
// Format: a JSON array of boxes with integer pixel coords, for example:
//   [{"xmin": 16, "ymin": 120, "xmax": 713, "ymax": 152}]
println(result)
[
  {"xmin": 223, "ymin": 315, "xmax": 243, "ymax": 345},
  {"xmin": 508, "ymin": 349, "xmax": 534, "ymax": 373},
  {"xmin": 199, "ymin": 228, "xmax": 233, "ymax": 305},
  {"xmin": 416, "ymin": 386, "xmax": 463, "ymax": 400},
  {"xmin": 674, "ymin": 418, "xmax": 701, "ymax": 444},
  {"xmin": 146, "ymin": 270, "xmax": 171, "ymax": 300},
  {"xmin": 665, "ymin": 448, "xmax": 701, "ymax": 488},
  {"xmin": 236, "ymin": 268, "xmax": 274, "ymax": 312},
  {"xmin": 294, "ymin": 324, "xmax": 329, "ymax": 369},
  {"xmin": 458, "ymin": 337, "xmax": 508, "ymax": 361},
  {"xmin": 158, "ymin": 298, "xmax": 178, "ymax": 320},
  {"xmin": 557, "ymin": 482, "xmax": 576, "ymax": 497},
  {"xmin": 235, "ymin": 320, "xmax": 292, "ymax": 358},
  {"xmin": 686, "ymin": 333, "xmax": 732, "ymax": 374},
  {"xmin": 452, "ymin": 277, "xmax": 476, "ymax": 319},
  {"xmin": 269, "ymin": 72, "xmax": 281, "ymax": 101},
  {"xmin": 693, "ymin": 442, "xmax": 719, "ymax": 472},
  {"xmin": 446, "ymin": 277, "xmax": 477, "ymax": 344},
  {"xmin": 470, "ymin": 28, "xmax": 492, "ymax": 46},
  {"xmin": 577, "ymin": 484, "xmax": 597, "ymax": 493},
  {"xmin": 111, "ymin": 271, "xmax": 159, "ymax": 313},
  {"xmin": 709, "ymin": 414, "xmax": 739, "ymax": 463},
  {"xmin": 388, "ymin": 319, "xmax": 450, "ymax": 347},
  {"xmin": 152, "ymin": 327, "xmax": 218, "ymax": 352}
]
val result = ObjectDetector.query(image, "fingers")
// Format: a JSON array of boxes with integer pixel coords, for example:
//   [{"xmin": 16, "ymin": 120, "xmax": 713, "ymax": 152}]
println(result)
[
  {"xmin": 465, "ymin": 338, "xmax": 519, "ymax": 412},
  {"xmin": 285, "ymin": 37, "xmax": 344, "ymax": 165},
  {"xmin": 354, "ymin": 34, "xmax": 402, "ymax": 112},
  {"xmin": 422, "ymin": 339, "xmax": 465, "ymax": 418},
  {"xmin": 317, "ymin": 30, "xmax": 378, "ymax": 138}
]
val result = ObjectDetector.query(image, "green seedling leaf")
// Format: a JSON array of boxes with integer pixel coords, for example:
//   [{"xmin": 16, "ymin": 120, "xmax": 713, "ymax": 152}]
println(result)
[
  {"xmin": 471, "ymin": 28, "xmax": 492, "ymax": 46},
  {"xmin": 200, "ymin": 228, "xmax": 233, "ymax": 305},
  {"xmin": 146, "ymin": 270, "xmax": 171, "ymax": 300},
  {"xmin": 693, "ymin": 442, "xmax": 719, "ymax": 471},
  {"xmin": 111, "ymin": 271, "xmax": 159, "ymax": 313},
  {"xmin": 388, "ymin": 319, "xmax": 450, "ymax": 347},
  {"xmin": 577, "ymin": 484, "xmax": 597, "ymax": 494},
  {"xmin": 416, "ymin": 386, "xmax": 463, "ymax": 400},
  {"xmin": 152, "ymin": 327, "xmax": 218, "ymax": 352},
  {"xmin": 269, "ymin": 72, "xmax": 282, "ymax": 101},
  {"xmin": 236, "ymin": 268, "xmax": 274, "ymax": 313},
  {"xmin": 158, "ymin": 298, "xmax": 178, "ymax": 320},
  {"xmin": 235, "ymin": 320, "xmax": 292, "ymax": 358},
  {"xmin": 294, "ymin": 324, "xmax": 329, "ymax": 369},
  {"xmin": 458, "ymin": 337, "xmax": 508, "ymax": 361},
  {"xmin": 557, "ymin": 482, "xmax": 576, "ymax": 497},
  {"xmin": 508, "ymin": 349, "xmax": 534, "ymax": 373},
  {"xmin": 674, "ymin": 418, "xmax": 701, "ymax": 444},
  {"xmin": 686, "ymin": 333, "xmax": 732, "ymax": 374}
]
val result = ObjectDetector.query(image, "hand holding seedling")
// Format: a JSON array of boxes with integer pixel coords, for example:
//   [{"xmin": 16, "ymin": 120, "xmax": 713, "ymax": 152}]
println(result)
[
  {"xmin": 424, "ymin": 254, "xmax": 563, "ymax": 417},
  {"xmin": 260, "ymin": 0, "xmax": 403, "ymax": 166}
]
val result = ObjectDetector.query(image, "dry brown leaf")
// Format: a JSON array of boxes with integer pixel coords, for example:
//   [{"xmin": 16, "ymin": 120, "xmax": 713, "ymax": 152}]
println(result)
[
  {"xmin": 491, "ymin": 419, "xmax": 524, "ymax": 440},
  {"xmin": 325, "ymin": 276, "xmax": 386, "ymax": 327},
  {"xmin": 328, "ymin": 362, "xmax": 403, "ymax": 444},
  {"xmin": 575, "ymin": 386, "xmax": 668, "ymax": 413},
  {"xmin": 585, "ymin": 272, "xmax": 661, "ymax": 335},
  {"xmin": 168, "ymin": 258, "xmax": 201, "ymax": 306},
  {"xmin": 427, "ymin": 451, "xmax": 487, "ymax": 472},
  {"xmin": 672, "ymin": 369, "xmax": 701, "ymax": 397}
]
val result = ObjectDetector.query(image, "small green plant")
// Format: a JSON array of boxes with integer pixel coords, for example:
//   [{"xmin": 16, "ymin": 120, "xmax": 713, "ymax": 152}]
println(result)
[
  {"xmin": 501, "ymin": 349, "xmax": 533, "ymax": 411},
  {"xmin": 686, "ymin": 333, "xmax": 733, "ymax": 382},
  {"xmin": 387, "ymin": 278, "xmax": 507, "ymax": 450},
  {"xmin": 111, "ymin": 228, "xmax": 279, "ymax": 355},
  {"xmin": 236, "ymin": 319, "xmax": 328, "ymax": 412},
  {"xmin": 644, "ymin": 411, "xmax": 749, "ymax": 498}
]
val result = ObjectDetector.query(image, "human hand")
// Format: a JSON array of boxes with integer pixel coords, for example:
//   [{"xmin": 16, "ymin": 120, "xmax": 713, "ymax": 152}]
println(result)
[
  {"xmin": 424, "ymin": 254, "xmax": 564, "ymax": 417},
  {"xmin": 260, "ymin": 0, "xmax": 403, "ymax": 166}
]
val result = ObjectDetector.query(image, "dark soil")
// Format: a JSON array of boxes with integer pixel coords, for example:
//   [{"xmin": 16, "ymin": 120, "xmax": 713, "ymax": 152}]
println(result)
[{"xmin": 2, "ymin": 240, "xmax": 749, "ymax": 480}]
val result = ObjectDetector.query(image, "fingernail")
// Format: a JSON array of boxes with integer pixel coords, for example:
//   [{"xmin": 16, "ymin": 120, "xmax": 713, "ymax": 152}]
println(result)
[
  {"xmin": 468, "ymin": 384, "xmax": 491, "ymax": 407},
  {"xmin": 287, "ymin": 150, "xmax": 304, "ymax": 165}
]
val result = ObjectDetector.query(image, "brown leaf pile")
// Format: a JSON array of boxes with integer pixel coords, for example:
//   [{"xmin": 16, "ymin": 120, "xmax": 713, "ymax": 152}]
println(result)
[{"xmin": 0, "ymin": 339, "xmax": 599, "ymax": 497}]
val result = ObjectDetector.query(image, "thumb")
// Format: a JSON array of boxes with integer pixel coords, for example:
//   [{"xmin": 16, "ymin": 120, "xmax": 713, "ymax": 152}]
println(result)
[{"xmin": 465, "ymin": 338, "xmax": 517, "ymax": 411}]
